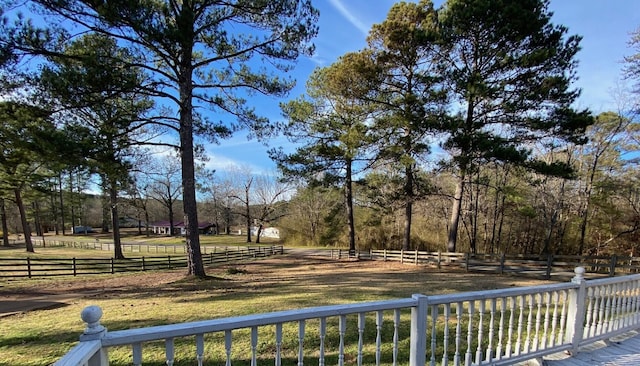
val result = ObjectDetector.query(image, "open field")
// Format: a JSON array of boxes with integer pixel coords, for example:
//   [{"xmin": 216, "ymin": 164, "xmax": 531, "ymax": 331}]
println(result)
[{"xmin": 0, "ymin": 250, "xmax": 554, "ymax": 366}]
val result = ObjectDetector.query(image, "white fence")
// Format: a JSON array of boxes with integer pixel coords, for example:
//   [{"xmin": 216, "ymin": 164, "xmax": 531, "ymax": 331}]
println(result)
[{"xmin": 55, "ymin": 267, "xmax": 640, "ymax": 366}]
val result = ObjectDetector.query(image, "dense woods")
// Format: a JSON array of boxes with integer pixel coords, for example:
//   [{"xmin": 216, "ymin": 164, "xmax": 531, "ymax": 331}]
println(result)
[{"xmin": 1, "ymin": 0, "xmax": 639, "ymax": 272}]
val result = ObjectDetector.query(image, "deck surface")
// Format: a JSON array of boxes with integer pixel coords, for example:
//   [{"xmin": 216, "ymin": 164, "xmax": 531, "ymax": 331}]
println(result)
[{"xmin": 517, "ymin": 330, "xmax": 640, "ymax": 365}]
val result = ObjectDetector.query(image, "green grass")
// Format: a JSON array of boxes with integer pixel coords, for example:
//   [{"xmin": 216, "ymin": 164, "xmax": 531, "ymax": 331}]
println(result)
[{"xmin": 0, "ymin": 250, "xmax": 553, "ymax": 366}]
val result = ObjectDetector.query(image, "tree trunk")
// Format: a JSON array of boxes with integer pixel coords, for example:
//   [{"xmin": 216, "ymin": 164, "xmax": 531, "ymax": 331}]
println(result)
[
  {"xmin": 15, "ymin": 188, "xmax": 34, "ymax": 252},
  {"xmin": 1, "ymin": 199, "xmax": 9, "ymax": 246},
  {"xmin": 256, "ymin": 223, "xmax": 263, "ymax": 244},
  {"xmin": 245, "ymin": 180, "xmax": 252, "ymax": 243},
  {"xmin": 50, "ymin": 184, "xmax": 59, "ymax": 235},
  {"xmin": 402, "ymin": 165, "xmax": 414, "ymax": 251},
  {"xmin": 145, "ymin": 210, "xmax": 150, "ymax": 237},
  {"xmin": 168, "ymin": 194, "xmax": 175, "ymax": 236},
  {"xmin": 59, "ymin": 173, "xmax": 66, "ymax": 235},
  {"xmin": 101, "ymin": 192, "xmax": 110, "ymax": 233},
  {"xmin": 69, "ymin": 173, "xmax": 76, "ymax": 233},
  {"xmin": 178, "ymin": 11, "xmax": 205, "ymax": 277},
  {"xmin": 447, "ymin": 174, "xmax": 465, "ymax": 252},
  {"xmin": 110, "ymin": 185, "xmax": 124, "ymax": 259},
  {"xmin": 345, "ymin": 160, "xmax": 356, "ymax": 253}
]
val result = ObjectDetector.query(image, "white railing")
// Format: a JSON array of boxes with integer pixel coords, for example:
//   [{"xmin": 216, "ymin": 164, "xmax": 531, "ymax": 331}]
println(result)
[{"xmin": 54, "ymin": 267, "xmax": 640, "ymax": 366}]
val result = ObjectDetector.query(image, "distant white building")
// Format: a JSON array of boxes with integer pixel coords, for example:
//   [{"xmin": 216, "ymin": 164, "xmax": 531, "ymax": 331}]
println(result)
[{"xmin": 250, "ymin": 226, "xmax": 280, "ymax": 239}]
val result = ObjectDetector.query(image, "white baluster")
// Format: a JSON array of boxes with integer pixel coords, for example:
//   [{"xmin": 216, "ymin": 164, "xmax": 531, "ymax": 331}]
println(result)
[
  {"xmin": 608, "ymin": 283, "xmax": 618, "ymax": 332},
  {"xmin": 430, "ymin": 305, "xmax": 438, "ymax": 366},
  {"xmin": 549, "ymin": 292, "xmax": 559, "ymax": 347},
  {"xmin": 515, "ymin": 296, "xmax": 524, "ymax": 356},
  {"xmin": 196, "ymin": 334, "xmax": 204, "ymax": 366},
  {"xmin": 357, "ymin": 313, "xmax": 365, "ymax": 366},
  {"xmin": 251, "ymin": 326, "xmax": 258, "ymax": 366},
  {"xmin": 594, "ymin": 286, "xmax": 605, "ymax": 335},
  {"xmin": 558, "ymin": 290, "xmax": 568, "ymax": 343},
  {"xmin": 225, "ymin": 330, "xmax": 232, "ymax": 366},
  {"xmin": 319, "ymin": 318, "xmax": 326, "ymax": 366},
  {"xmin": 165, "ymin": 337, "xmax": 174, "ymax": 366},
  {"xmin": 524, "ymin": 294, "xmax": 533, "ymax": 353},
  {"xmin": 298, "ymin": 320, "xmax": 305, "ymax": 366},
  {"xmin": 486, "ymin": 299, "xmax": 496, "ymax": 362},
  {"xmin": 496, "ymin": 298, "xmax": 505, "ymax": 360},
  {"xmin": 442, "ymin": 304, "xmax": 451, "ymax": 366},
  {"xmin": 603, "ymin": 284, "xmax": 613, "ymax": 333},
  {"xmin": 393, "ymin": 310, "xmax": 400, "ymax": 366},
  {"xmin": 476, "ymin": 300, "xmax": 484, "ymax": 365},
  {"xmin": 541, "ymin": 292, "xmax": 551, "ymax": 349},
  {"xmin": 132, "ymin": 342, "xmax": 142, "ymax": 366},
  {"xmin": 275, "ymin": 323, "xmax": 283, "ymax": 366},
  {"xmin": 339, "ymin": 315, "xmax": 346, "ymax": 366},
  {"xmin": 454, "ymin": 302, "xmax": 462, "ymax": 366},
  {"xmin": 631, "ymin": 280, "xmax": 640, "ymax": 325},
  {"xmin": 533, "ymin": 293, "xmax": 542, "ymax": 352},
  {"xmin": 585, "ymin": 287, "xmax": 596, "ymax": 338},
  {"xmin": 622, "ymin": 281, "xmax": 632, "ymax": 328},
  {"xmin": 613, "ymin": 282, "xmax": 622, "ymax": 331},
  {"xmin": 376, "ymin": 311, "xmax": 383, "ymax": 366},
  {"xmin": 465, "ymin": 301, "xmax": 474, "ymax": 366},
  {"xmin": 506, "ymin": 297, "xmax": 515, "ymax": 358}
]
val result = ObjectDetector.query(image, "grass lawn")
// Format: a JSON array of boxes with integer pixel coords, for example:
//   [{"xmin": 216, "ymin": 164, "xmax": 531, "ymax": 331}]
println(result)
[{"xmin": 0, "ymin": 248, "xmax": 554, "ymax": 366}]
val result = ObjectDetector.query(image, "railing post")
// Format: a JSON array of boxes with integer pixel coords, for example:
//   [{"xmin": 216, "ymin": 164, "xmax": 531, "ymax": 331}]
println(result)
[
  {"xmin": 410, "ymin": 294, "xmax": 428, "ymax": 366},
  {"xmin": 80, "ymin": 305, "xmax": 108, "ymax": 366},
  {"xmin": 564, "ymin": 267, "xmax": 586, "ymax": 354}
]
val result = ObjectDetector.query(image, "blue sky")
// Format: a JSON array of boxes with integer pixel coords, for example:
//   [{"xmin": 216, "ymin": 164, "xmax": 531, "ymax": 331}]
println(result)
[{"xmin": 205, "ymin": 0, "xmax": 640, "ymax": 175}]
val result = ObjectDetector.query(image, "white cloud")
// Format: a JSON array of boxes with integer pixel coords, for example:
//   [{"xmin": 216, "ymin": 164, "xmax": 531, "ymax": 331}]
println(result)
[{"xmin": 327, "ymin": 0, "xmax": 370, "ymax": 37}]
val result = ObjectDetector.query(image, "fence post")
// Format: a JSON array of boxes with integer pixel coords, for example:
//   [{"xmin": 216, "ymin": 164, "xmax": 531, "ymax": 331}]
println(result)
[
  {"xmin": 609, "ymin": 255, "xmax": 618, "ymax": 277},
  {"xmin": 142, "ymin": 257, "xmax": 146, "ymax": 271},
  {"xmin": 465, "ymin": 252, "xmax": 470, "ymax": 272},
  {"xmin": 499, "ymin": 253, "xmax": 505, "ymax": 275},
  {"xmin": 409, "ymin": 294, "xmax": 428, "ymax": 366},
  {"xmin": 401, "ymin": 250, "xmax": 404, "ymax": 264},
  {"xmin": 27, "ymin": 257, "xmax": 32, "ymax": 279},
  {"xmin": 437, "ymin": 251, "xmax": 441, "ymax": 269},
  {"xmin": 110, "ymin": 258, "xmax": 115, "ymax": 274},
  {"xmin": 564, "ymin": 267, "xmax": 586, "ymax": 354},
  {"xmin": 414, "ymin": 249, "xmax": 419, "ymax": 264},
  {"xmin": 73, "ymin": 258, "xmax": 77, "ymax": 277}
]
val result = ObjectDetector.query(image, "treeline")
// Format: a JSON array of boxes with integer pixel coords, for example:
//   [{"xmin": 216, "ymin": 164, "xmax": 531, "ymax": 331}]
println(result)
[{"xmin": 1, "ymin": 0, "xmax": 640, "ymax": 277}]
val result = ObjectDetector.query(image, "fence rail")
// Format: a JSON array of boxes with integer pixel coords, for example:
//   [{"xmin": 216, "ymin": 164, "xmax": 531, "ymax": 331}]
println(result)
[
  {"xmin": 0, "ymin": 245, "xmax": 283, "ymax": 278},
  {"xmin": 31, "ymin": 238, "xmax": 272, "ymax": 255},
  {"xmin": 54, "ymin": 268, "xmax": 640, "ymax": 366},
  {"xmin": 327, "ymin": 249, "xmax": 640, "ymax": 278}
]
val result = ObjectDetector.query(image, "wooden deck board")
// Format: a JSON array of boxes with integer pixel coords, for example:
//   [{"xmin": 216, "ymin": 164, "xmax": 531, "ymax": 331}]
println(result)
[{"xmin": 532, "ymin": 330, "xmax": 640, "ymax": 366}]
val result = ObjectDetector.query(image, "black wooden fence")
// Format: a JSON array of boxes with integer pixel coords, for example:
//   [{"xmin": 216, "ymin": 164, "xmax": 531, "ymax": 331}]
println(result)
[
  {"xmin": 0, "ymin": 245, "xmax": 283, "ymax": 278},
  {"xmin": 328, "ymin": 249, "xmax": 640, "ymax": 279}
]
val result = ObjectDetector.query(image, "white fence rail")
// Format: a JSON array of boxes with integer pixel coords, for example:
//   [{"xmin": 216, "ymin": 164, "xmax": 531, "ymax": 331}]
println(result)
[{"xmin": 55, "ymin": 267, "xmax": 640, "ymax": 366}]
